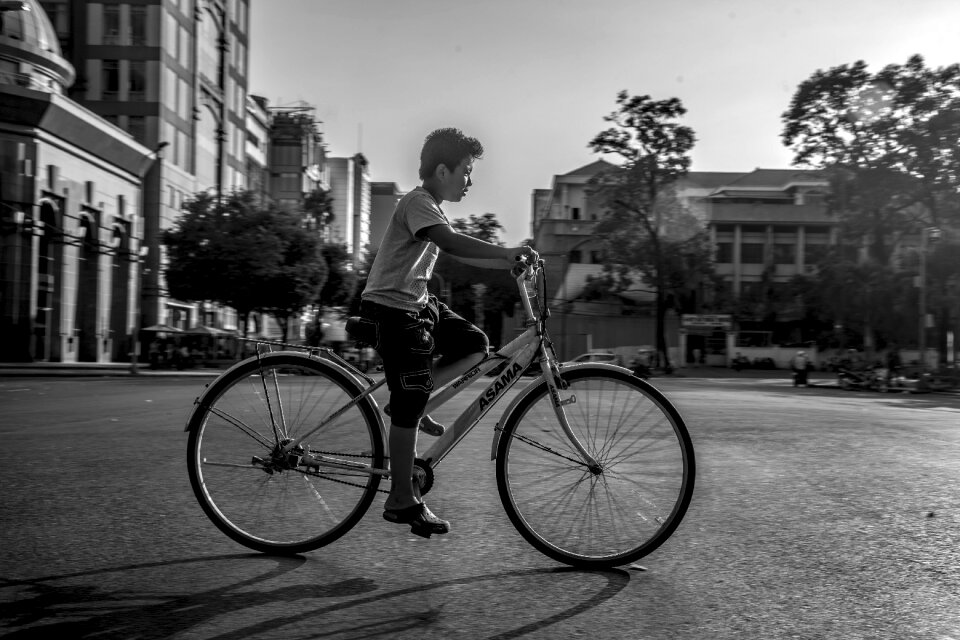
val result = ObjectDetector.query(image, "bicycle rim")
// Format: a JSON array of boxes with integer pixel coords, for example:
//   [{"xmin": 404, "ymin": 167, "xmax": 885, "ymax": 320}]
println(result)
[
  {"xmin": 187, "ymin": 353, "xmax": 383, "ymax": 554},
  {"xmin": 496, "ymin": 369, "xmax": 694, "ymax": 568}
]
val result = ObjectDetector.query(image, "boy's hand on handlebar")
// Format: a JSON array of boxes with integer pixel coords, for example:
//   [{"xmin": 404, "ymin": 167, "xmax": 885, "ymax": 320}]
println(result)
[{"xmin": 510, "ymin": 246, "xmax": 539, "ymax": 267}]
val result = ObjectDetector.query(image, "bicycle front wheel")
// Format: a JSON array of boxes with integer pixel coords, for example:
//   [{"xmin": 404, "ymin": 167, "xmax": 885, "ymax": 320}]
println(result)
[
  {"xmin": 496, "ymin": 367, "xmax": 694, "ymax": 568},
  {"xmin": 187, "ymin": 352, "xmax": 384, "ymax": 555}
]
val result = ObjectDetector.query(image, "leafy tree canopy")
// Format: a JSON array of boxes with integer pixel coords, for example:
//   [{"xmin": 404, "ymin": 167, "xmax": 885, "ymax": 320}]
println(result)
[
  {"xmin": 782, "ymin": 55, "xmax": 960, "ymax": 261},
  {"xmin": 163, "ymin": 190, "xmax": 328, "ymax": 338}
]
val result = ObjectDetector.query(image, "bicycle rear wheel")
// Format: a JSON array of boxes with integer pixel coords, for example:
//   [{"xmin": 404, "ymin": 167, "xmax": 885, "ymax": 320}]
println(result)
[
  {"xmin": 496, "ymin": 367, "xmax": 694, "ymax": 568},
  {"xmin": 187, "ymin": 352, "xmax": 384, "ymax": 555}
]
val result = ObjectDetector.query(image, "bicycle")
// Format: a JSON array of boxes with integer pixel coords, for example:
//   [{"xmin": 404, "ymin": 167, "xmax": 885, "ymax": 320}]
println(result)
[{"xmin": 185, "ymin": 257, "xmax": 695, "ymax": 569}]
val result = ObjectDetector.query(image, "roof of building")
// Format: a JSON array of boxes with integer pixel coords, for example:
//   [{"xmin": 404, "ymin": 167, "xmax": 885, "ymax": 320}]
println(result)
[
  {"xmin": 0, "ymin": 0, "xmax": 75, "ymax": 89},
  {"xmin": 679, "ymin": 172, "xmax": 747, "ymax": 191},
  {"xmin": 718, "ymin": 168, "xmax": 826, "ymax": 189},
  {"xmin": 1, "ymin": 1, "xmax": 60, "ymax": 55},
  {"xmin": 562, "ymin": 159, "xmax": 618, "ymax": 177}
]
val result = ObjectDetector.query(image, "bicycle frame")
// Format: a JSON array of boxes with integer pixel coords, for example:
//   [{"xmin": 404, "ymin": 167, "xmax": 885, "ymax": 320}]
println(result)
[{"xmin": 228, "ymin": 260, "xmax": 601, "ymax": 478}]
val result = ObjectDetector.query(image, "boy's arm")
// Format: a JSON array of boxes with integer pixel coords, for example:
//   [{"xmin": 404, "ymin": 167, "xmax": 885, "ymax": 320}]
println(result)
[
  {"xmin": 422, "ymin": 224, "xmax": 535, "ymax": 268},
  {"xmin": 450, "ymin": 255, "xmax": 512, "ymax": 269}
]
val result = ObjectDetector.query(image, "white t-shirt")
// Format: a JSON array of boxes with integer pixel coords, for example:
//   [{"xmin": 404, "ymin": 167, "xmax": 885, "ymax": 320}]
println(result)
[{"xmin": 362, "ymin": 187, "xmax": 448, "ymax": 312}]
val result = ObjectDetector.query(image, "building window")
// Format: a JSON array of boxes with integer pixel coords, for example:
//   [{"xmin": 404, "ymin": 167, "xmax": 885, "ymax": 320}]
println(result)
[
  {"xmin": 773, "ymin": 243, "xmax": 796, "ymax": 264},
  {"xmin": 46, "ymin": 3, "xmax": 69, "ymax": 39},
  {"xmin": 569, "ymin": 250, "xmax": 582, "ymax": 264},
  {"xmin": 740, "ymin": 243, "xmax": 765, "ymax": 264},
  {"xmin": 129, "ymin": 61, "xmax": 146, "ymax": 101},
  {"xmin": 804, "ymin": 244, "xmax": 828, "ymax": 265},
  {"xmin": 590, "ymin": 250, "xmax": 602, "ymax": 264},
  {"xmin": 716, "ymin": 242, "xmax": 733, "ymax": 263},
  {"xmin": 104, "ymin": 6, "xmax": 122, "ymax": 44},
  {"xmin": 102, "ymin": 60, "xmax": 120, "ymax": 99},
  {"xmin": 131, "ymin": 7, "xmax": 147, "ymax": 46},
  {"xmin": 571, "ymin": 207, "xmax": 581, "ymax": 220}
]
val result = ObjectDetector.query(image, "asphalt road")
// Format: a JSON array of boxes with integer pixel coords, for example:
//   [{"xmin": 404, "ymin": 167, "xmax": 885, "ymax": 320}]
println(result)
[{"xmin": 0, "ymin": 374, "xmax": 958, "ymax": 639}]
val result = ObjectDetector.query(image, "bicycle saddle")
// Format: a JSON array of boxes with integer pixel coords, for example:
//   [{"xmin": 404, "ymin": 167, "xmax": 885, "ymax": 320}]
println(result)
[{"xmin": 345, "ymin": 316, "xmax": 379, "ymax": 349}]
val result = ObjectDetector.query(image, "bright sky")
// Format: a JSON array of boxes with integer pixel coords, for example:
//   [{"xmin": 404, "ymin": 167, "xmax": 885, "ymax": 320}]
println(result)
[{"xmin": 249, "ymin": 0, "xmax": 960, "ymax": 245}]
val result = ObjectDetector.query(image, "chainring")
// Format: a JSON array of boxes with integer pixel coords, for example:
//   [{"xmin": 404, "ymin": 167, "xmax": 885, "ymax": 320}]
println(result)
[{"xmin": 412, "ymin": 457, "xmax": 435, "ymax": 496}]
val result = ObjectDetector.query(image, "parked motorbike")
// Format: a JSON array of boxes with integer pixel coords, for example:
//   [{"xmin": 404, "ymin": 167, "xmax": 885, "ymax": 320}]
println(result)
[{"xmin": 836, "ymin": 366, "xmax": 885, "ymax": 391}]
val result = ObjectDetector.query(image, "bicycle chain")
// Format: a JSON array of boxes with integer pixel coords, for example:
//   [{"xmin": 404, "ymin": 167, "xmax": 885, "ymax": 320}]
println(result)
[
  {"xmin": 301, "ymin": 449, "xmax": 391, "ymax": 494},
  {"xmin": 294, "ymin": 428, "xmax": 588, "ymax": 496}
]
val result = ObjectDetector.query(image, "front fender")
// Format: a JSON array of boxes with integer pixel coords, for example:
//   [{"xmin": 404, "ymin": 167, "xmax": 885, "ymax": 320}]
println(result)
[{"xmin": 489, "ymin": 362, "xmax": 636, "ymax": 460}]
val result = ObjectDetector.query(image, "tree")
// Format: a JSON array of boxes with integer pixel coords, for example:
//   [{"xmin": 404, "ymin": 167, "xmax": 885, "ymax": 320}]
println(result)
[
  {"xmin": 319, "ymin": 244, "xmax": 357, "ymax": 308},
  {"xmin": 782, "ymin": 55, "xmax": 960, "ymax": 352},
  {"xmin": 256, "ymin": 225, "xmax": 327, "ymax": 342},
  {"xmin": 587, "ymin": 91, "xmax": 708, "ymax": 371},
  {"xmin": 792, "ymin": 252, "xmax": 913, "ymax": 350},
  {"xmin": 781, "ymin": 56, "xmax": 960, "ymax": 263},
  {"xmin": 303, "ymin": 187, "xmax": 335, "ymax": 233},
  {"xmin": 163, "ymin": 190, "xmax": 328, "ymax": 341}
]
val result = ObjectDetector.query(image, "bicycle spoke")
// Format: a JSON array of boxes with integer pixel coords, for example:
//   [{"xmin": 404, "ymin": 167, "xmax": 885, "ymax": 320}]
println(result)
[
  {"xmin": 497, "ymin": 369, "xmax": 694, "ymax": 568},
  {"xmin": 187, "ymin": 353, "xmax": 384, "ymax": 554}
]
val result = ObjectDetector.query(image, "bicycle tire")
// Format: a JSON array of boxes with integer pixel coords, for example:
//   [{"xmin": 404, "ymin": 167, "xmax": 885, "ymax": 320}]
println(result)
[
  {"xmin": 495, "ymin": 367, "xmax": 695, "ymax": 568},
  {"xmin": 186, "ymin": 352, "xmax": 384, "ymax": 555}
]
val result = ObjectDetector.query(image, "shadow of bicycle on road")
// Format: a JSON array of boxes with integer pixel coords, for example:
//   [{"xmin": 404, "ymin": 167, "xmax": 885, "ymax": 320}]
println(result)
[{"xmin": 0, "ymin": 554, "xmax": 632, "ymax": 639}]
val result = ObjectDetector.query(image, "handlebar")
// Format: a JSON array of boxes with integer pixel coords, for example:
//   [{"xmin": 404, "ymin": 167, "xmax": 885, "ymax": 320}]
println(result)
[{"xmin": 512, "ymin": 254, "xmax": 542, "ymax": 279}]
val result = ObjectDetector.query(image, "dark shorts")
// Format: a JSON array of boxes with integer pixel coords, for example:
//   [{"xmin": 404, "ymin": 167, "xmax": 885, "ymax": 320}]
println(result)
[{"xmin": 359, "ymin": 295, "xmax": 488, "ymax": 429}]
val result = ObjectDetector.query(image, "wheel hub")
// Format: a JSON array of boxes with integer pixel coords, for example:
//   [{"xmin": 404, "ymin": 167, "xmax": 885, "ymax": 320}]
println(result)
[{"xmin": 252, "ymin": 439, "xmax": 304, "ymax": 474}]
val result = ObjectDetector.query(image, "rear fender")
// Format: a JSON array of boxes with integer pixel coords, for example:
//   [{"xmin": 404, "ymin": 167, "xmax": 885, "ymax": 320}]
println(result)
[{"xmin": 184, "ymin": 351, "xmax": 383, "ymax": 440}]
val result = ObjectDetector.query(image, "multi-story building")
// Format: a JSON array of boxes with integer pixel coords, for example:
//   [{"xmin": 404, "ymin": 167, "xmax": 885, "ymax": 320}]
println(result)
[
  {"xmin": 369, "ymin": 180, "xmax": 403, "ymax": 256},
  {"xmin": 327, "ymin": 153, "xmax": 370, "ymax": 269},
  {"xmin": 531, "ymin": 161, "xmax": 835, "ymax": 361},
  {"xmin": 244, "ymin": 93, "xmax": 269, "ymax": 201},
  {"xmin": 266, "ymin": 103, "xmax": 327, "ymax": 213},
  {"xmin": 39, "ymin": 0, "xmax": 252, "ymax": 333},
  {"xmin": 531, "ymin": 160, "xmax": 617, "ymax": 304},
  {"xmin": 686, "ymin": 168, "xmax": 832, "ymax": 298},
  {"xmin": 1, "ymin": 0, "xmax": 152, "ymax": 363}
]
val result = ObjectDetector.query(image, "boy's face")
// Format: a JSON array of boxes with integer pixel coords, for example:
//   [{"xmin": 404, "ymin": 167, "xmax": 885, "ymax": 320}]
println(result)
[{"xmin": 439, "ymin": 157, "xmax": 473, "ymax": 203}]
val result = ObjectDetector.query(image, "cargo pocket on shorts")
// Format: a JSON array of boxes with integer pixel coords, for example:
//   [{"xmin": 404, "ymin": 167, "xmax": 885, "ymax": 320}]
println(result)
[
  {"xmin": 400, "ymin": 368, "xmax": 434, "ymax": 393},
  {"xmin": 407, "ymin": 325, "xmax": 434, "ymax": 355}
]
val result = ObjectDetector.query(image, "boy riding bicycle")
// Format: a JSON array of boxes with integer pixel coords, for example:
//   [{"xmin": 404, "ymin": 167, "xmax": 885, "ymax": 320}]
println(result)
[{"xmin": 360, "ymin": 127, "xmax": 538, "ymax": 538}]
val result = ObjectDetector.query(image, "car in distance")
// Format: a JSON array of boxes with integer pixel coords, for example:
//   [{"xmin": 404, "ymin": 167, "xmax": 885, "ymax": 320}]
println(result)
[{"xmin": 567, "ymin": 351, "xmax": 622, "ymax": 366}]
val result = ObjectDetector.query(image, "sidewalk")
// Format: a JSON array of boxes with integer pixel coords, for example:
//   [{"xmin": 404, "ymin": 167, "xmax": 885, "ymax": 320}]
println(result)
[{"xmin": 0, "ymin": 361, "xmax": 223, "ymax": 377}]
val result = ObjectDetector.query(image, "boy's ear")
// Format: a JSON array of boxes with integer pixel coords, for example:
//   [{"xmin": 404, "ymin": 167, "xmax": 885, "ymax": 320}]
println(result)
[{"xmin": 433, "ymin": 163, "xmax": 450, "ymax": 180}]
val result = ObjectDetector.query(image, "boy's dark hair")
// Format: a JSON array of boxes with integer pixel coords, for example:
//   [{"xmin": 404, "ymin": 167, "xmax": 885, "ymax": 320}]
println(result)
[{"xmin": 418, "ymin": 128, "xmax": 484, "ymax": 180}]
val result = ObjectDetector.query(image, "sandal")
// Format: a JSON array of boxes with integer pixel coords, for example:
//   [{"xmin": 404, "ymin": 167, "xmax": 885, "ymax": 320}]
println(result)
[
  {"xmin": 417, "ymin": 415, "xmax": 446, "ymax": 437},
  {"xmin": 383, "ymin": 405, "xmax": 446, "ymax": 437},
  {"xmin": 383, "ymin": 502, "xmax": 450, "ymax": 538}
]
